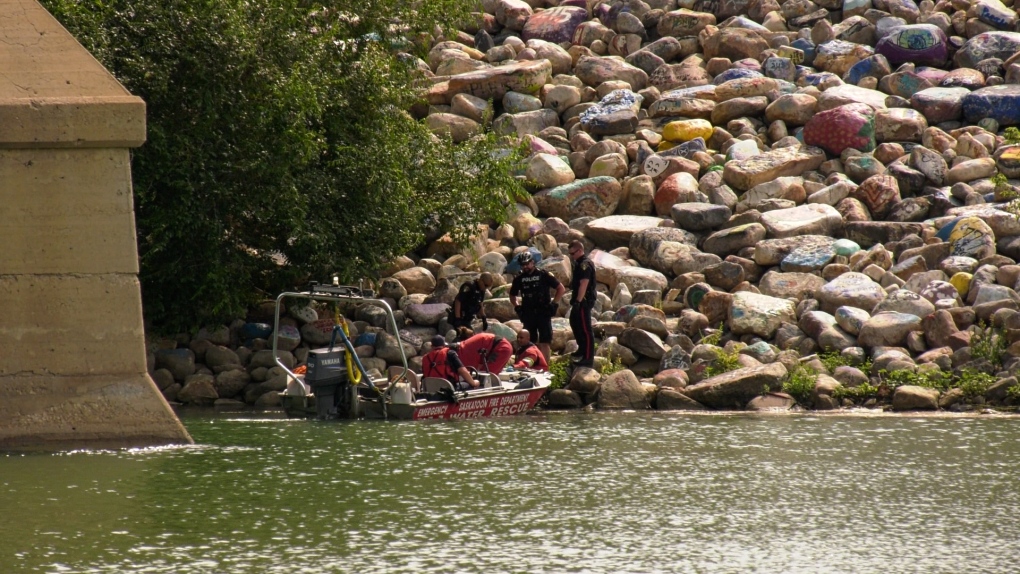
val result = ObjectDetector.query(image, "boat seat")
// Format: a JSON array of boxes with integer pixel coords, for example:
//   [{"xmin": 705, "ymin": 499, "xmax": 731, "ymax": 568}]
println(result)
[
  {"xmin": 422, "ymin": 377, "xmax": 455, "ymax": 395},
  {"xmin": 388, "ymin": 366, "xmax": 420, "ymax": 393},
  {"xmin": 477, "ymin": 372, "xmax": 501, "ymax": 388}
]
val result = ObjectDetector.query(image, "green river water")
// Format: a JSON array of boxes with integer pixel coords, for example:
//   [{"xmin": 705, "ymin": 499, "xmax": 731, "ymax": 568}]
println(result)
[{"xmin": 2, "ymin": 411, "xmax": 1019, "ymax": 573}]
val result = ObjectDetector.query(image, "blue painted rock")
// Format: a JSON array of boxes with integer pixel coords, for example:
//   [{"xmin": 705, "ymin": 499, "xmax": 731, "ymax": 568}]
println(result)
[
  {"xmin": 948, "ymin": 216, "xmax": 996, "ymax": 260},
  {"xmin": 910, "ymin": 87, "xmax": 970, "ymax": 124},
  {"xmin": 800, "ymin": 72, "xmax": 842, "ymax": 88},
  {"xmin": 963, "ymin": 86, "xmax": 1020, "ymax": 126},
  {"xmin": 844, "ymin": 54, "xmax": 892, "ymax": 85},
  {"xmin": 852, "ymin": 174, "xmax": 901, "ymax": 218},
  {"xmin": 953, "ymin": 31, "xmax": 1020, "ymax": 69},
  {"xmin": 579, "ymin": 89, "xmax": 643, "ymax": 136},
  {"xmin": 533, "ymin": 176, "xmax": 622, "ymax": 220},
  {"xmin": 522, "ymin": 6, "xmax": 587, "ymax": 43},
  {"xmin": 353, "ymin": 332, "xmax": 377, "ymax": 348},
  {"xmin": 876, "ymin": 24, "xmax": 948, "ymax": 66},
  {"xmin": 834, "ymin": 306, "xmax": 870, "ymax": 336},
  {"xmin": 657, "ymin": 137, "xmax": 708, "ymax": 160},
  {"xmin": 833, "ymin": 239, "xmax": 862, "ymax": 258},
  {"xmin": 803, "ymin": 103, "xmax": 876, "ymax": 155},
  {"xmin": 781, "ymin": 242, "xmax": 837, "ymax": 272},
  {"xmin": 763, "ymin": 56, "xmax": 796, "ymax": 81},
  {"xmin": 683, "ymin": 282, "xmax": 712, "ymax": 311},
  {"xmin": 712, "ymin": 68, "xmax": 763, "ymax": 85},
  {"xmin": 791, "ymin": 38, "xmax": 816, "ymax": 67}
]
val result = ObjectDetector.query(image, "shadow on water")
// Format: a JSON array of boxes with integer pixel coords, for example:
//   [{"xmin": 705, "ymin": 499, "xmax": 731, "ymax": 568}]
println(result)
[{"xmin": 2, "ymin": 410, "xmax": 1019, "ymax": 573}]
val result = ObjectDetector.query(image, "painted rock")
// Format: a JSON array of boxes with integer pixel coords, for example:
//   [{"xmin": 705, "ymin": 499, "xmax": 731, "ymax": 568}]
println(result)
[
  {"xmin": 954, "ymin": 32, "xmax": 1020, "ymax": 69},
  {"xmin": 703, "ymin": 28, "xmax": 771, "ymax": 61},
  {"xmin": 579, "ymin": 89, "xmax": 643, "ymax": 136},
  {"xmin": 533, "ymin": 176, "xmax": 622, "ymax": 220},
  {"xmin": 804, "ymin": 103, "xmax": 876, "ymax": 155},
  {"xmin": 723, "ymin": 145, "xmax": 827, "ymax": 191},
  {"xmin": 781, "ymin": 241, "xmax": 837, "ymax": 272},
  {"xmin": 241, "ymin": 322, "xmax": 273, "ymax": 341},
  {"xmin": 833, "ymin": 239, "xmax": 862, "ymax": 258},
  {"xmin": 949, "ymin": 273, "xmax": 973, "ymax": 299},
  {"xmin": 857, "ymin": 312, "xmax": 922, "ymax": 348},
  {"xmin": 940, "ymin": 68, "xmax": 986, "ymax": 90},
  {"xmin": 919, "ymin": 280, "xmax": 959, "ymax": 305},
  {"xmin": 662, "ymin": 119, "xmax": 713, "ymax": 142},
  {"xmin": 963, "ymin": 86, "xmax": 1020, "ymax": 126},
  {"xmin": 874, "ymin": 108, "xmax": 926, "ymax": 142},
  {"xmin": 948, "ymin": 216, "xmax": 996, "ymax": 260},
  {"xmin": 875, "ymin": 24, "xmax": 948, "ymax": 66},
  {"xmin": 995, "ymin": 145, "xmax": 1020, "ymax": 178},
  {"xmin": 275, "ymin": 324, "xmax": 302, "ymax": 352},
  {"xmin": 817, "ymin": 84, "xmax": 887, "ymax": 111},
  {"xmin": 834, "ymin": 306, "xmax": 870, "ymax": 336},
  {"xmin": 729, "ymin": 292, "xmax": 797, "ymax": 339},
  {"xmin": 654, "ymin": 172, "xmax": 700, "ymax": 216},
  {"xmin": 648, "ymin": 93, "xmax": 715, "ymax": 119},
  {"xmin": 300, "ymin": 318, "xmax": 337, "ymax": 346},
  {"xmin": 873, "ymin": 289, "xmax": 936, "ymax": 318},
  {"xmin": 657, "ymin": 8, "xmax": 717, "ymax": 37},
  {"xmin": 585, "ymin": 215, "xmax": 672, "ymax": 250},
  {"xmin": 657, "ymin": 137, "xmax": 708, "ymax": 160},
  {"xmin": 712, "ymin": 69, "xmax": 761, "ymax": 87},
  {"xmin": 844, "ymin": 54, "xmax": 892, "ymax": 85},
  {"xmin": 852, "ymin": 174, "xmax": 901, "ymax": 219},
  {"xmin": 814, "ymin": 39, "xmax": 874, "ymax": 76},
  {"xmin": 910, "ymin": 87, "xmax": 969, "ymax": 124},
  {"xmin": 909, "ymin": 146, "xmax": 948, "ymax": 186},
  {"xmin": 818, "ymin": 272, "xmax": 887, "ymax": 313},
  {"xmin": 649, "ymin": 63, "xmax": 713, "ymax": 91},
  {"xmin": 522, "ymin": 6, "xmax": 588, "ymax": 44},
  {"xmin": 763, "ymin": 56, "xmax": 796, "ymax": 81},
  {"xmin": 879, "ymin": 71, "xmax": 933, "ymax": 100},
  {"xmin": 574, "ymin": 56, "xmax": 648, "ymax": 90},
  {"xmin": 726, "ymin": 139, "xmax": 761, "ymax": 162},
  {"xmin": 975, "ymin": 1, "xmax": 1018, "ymax": 29},
  {"xmin": 761, "ymin": 204, "xmax": 844, "ymax": 238},
  {"xmin": 702, "ymin": 223, "xmax": 767, "ymax": 257}
]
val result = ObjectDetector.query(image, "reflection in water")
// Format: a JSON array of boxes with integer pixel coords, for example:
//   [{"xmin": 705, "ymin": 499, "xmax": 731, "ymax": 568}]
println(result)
[{"xmin": 2, "ymin": 412, "xmax": 1019, "ymax": 573}]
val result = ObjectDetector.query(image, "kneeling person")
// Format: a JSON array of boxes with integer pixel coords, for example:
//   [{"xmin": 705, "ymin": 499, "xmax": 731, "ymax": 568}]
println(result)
[
  {"xmin": 422, "ymin": 335, "xmax": 478, "ymax": 390},
  {"xmin": 513, "ymin": 329, "xmax": 548, "ymax": 372},
  {"xmin": 457, "ymin": 329, "xmax": 514, "ymax": 374}
]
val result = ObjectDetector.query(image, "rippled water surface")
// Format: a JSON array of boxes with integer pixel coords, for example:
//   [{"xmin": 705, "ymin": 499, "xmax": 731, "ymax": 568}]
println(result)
[{"xmin": 2, "ymin": 412, "xmax": 1020, "ymax": 573}]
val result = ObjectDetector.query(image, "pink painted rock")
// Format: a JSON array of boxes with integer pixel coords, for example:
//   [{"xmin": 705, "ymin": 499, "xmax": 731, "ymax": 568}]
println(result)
[
  {"xmin": 803, "ymin": 103, "xmax": 876, "ymax": 155},
  {"xmin": 653, "ymin": 171, "xmax": 700, "ymax": 216},
  {"xmin": 522, "ymin": 6, "xmax": 587, "ymax": 44},
  {"xmin": 852, "ymin": 174, "xmax": 901, "ymax": 219}
]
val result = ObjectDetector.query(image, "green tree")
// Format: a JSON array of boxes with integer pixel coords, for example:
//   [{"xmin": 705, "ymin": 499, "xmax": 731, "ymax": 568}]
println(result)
[{"xmin": 41, "ymin": 0, "xmax": 523, "ymax": 332}]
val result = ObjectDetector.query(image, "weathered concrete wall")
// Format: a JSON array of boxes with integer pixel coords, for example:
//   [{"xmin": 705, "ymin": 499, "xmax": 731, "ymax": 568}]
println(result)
[{"xmin": 0, "ymin": 0, "xmax": 192, "ymax": 449}]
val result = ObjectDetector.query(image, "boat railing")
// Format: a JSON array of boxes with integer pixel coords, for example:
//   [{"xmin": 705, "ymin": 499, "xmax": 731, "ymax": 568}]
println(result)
[{"xmin": 272, "ymin": 279, "xmax": 412, "ymax": 412}]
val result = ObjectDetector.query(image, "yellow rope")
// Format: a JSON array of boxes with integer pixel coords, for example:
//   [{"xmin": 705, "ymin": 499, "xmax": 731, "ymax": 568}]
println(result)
[{"xmin": 335, "ymin": 307, "xmax": 361, "ymax": 384}]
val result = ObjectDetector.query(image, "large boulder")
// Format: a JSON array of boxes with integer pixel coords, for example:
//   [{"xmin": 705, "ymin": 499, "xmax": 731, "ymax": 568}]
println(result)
[
  {"xmin": 533, "ymin": 177, "xmax": 622, "ymax": 220},
  {"xmin": 684, "ymin": 363, "xmax": 789, "ymax": 409},
  {"xmin": 597, "ymin": 370, "xmax": 651, "ymax": 409}
]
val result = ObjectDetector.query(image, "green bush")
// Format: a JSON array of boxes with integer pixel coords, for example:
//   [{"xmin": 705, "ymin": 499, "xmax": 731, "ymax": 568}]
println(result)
[
  {"xmin": 782, "ymin": 363, "xmax": 818, "ymax": 405},
  {"xmin": 970, "ymin": 322, "xmax": 1007, "ymax": 369},
  {"xmin": 880, "ymin": 368, "xmax": 953, "ymax": 391},
  {"xmin": 705, "ymin": 347, "xmax": 740, "ymax": 378},
  {"xmin": 832, "ymin": 381, "xmax": 881, "ymax": 402},
  {"xmin": 957, "ymin": 370, "xmax": 997, "ymax": 399},
  {"xmin": 819, "ymin": 351, "xmax": 872, "ymax": 375},
  {"xmin": 548, "ymin": 357, "xmax": 570, "ymax": 391},
  {"xmin": 42, "ymin": 0, "xmax": 525, "ymax": 332}
]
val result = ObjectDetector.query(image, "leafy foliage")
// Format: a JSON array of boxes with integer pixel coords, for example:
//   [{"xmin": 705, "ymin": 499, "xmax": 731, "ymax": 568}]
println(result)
[
  {"xmin": 970, "ymin": 322, "xmax": 1007, "ymax": 370},
  {"xmin": 548, "ymin": 356, "xmax": 570, "ymax": 391},
  {"xmin": 598, "ymin": 352, "xmax": 626, "ymax": 377},
  {"xmin": 1004, "ymin": 127, "xmax": 1020, "ymax": 145},
  {"xmin": 41, "ymin": 0, "xmax": 525, "ymax": 331},
  {"xmin": 819, "ymin": 351, "xmax": 872, "ymax": 376},
  {"xmin": 782, "ymin": 363, "xmax": 818, "ymax": 405},
  {"xmin": 704, "ymin": 346, "xmax": 740, "ymax": 378},
  {"xmin": 879, "ymin": 368, "xmax": 953, "ymax": 391},
  {"xmin": 957, "ymin": 370, "xmax": 997, "ymax": 399}
]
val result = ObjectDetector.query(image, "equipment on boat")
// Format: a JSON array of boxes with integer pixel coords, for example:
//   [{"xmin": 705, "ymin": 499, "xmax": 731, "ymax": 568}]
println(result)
[{"xmin": 275, "ymin": 278, "xmax": 549, "ymax": 421}]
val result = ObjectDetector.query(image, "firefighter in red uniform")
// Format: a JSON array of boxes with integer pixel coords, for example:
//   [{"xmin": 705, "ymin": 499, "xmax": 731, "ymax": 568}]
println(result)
[
  {"xmin": 512, "ymin": 329, "xmax": 548, "ymax": 371},
  {"xmin": 568, "ymin": 240, "xmax": 596, "ymax": 368},
  {"xmin": 421, "ymin": 335, "xmax": 478, "ymax": 390},
  {"xmin": 456, "ymin": 329, "xmax": 514, "ymax": 373}
]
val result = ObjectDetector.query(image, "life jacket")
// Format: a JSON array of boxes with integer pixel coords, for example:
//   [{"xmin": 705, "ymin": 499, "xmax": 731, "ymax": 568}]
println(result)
[
  {"xmin": 422, "ymin": 347, "xmax": 457, "ymax": 382},
  {"xmin": 513, "ymin": 343, "xmax": 548, "ymax": 371},
  {"xmin": 459, "ymin": 334, "xmax": 512, "ymax": 372}
]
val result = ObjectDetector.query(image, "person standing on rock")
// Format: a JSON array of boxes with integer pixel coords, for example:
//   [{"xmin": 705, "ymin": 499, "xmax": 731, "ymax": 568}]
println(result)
[
  {"xmin": 509, "ymin": 251, "xmax": 564, "ymax": 364},
  {"xmin": 512, "ymin": 329, "xmax": 548, "ymax": 372},
  {"xmin": 568, "ymin": 240, "xmax": 596, "ymax": 368},
  {"xmin": 451, "ymin": 272, "xmax": 493, "ymax": 331},
  {"xmin": 422, "ymin": 335, "xmax": 478, "ymax": 390}
]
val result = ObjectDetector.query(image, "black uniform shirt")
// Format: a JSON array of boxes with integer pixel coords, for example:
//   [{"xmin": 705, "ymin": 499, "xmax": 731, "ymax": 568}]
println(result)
[
  {"xmin": 455, "ymin": 280, "xmax": 485, "ymax": 317},
  {"xmin": 510, "ymin": 268, "xmax": 561, "ymax": 309},
  {"xmin": 571, "ymin": 255, "xmax": 597, "ymax": 304}
]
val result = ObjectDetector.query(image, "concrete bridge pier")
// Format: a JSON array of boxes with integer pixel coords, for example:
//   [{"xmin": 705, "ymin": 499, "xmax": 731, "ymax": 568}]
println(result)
[{"xmin": 0, "ymin": 0, "xmax": 192, "ymax": 449}]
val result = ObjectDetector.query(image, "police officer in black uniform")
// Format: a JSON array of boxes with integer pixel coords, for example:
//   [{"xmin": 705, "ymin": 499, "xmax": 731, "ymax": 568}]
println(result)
[
  {"xmin": 509, "ymin": 251, "xmax": 564, "ymax": 364},
  {"xmin": 451, "ymin": 272, "xmax": 493, "ymax": 330},
  {"xmin": 568, "ymin": 240, "xmax": 596, "ymax": 367}
]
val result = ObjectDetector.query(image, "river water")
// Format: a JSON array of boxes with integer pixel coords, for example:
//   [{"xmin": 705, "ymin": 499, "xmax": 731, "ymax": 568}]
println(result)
[{"xmin": 2, "ymin": 411, "xmax": 1019, "ymax": 573}]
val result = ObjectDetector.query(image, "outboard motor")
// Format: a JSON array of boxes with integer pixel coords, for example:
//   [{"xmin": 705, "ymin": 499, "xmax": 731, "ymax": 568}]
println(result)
[{"xmin": 305, "ymin": 347, "xmax": 354, "ymax": 419}]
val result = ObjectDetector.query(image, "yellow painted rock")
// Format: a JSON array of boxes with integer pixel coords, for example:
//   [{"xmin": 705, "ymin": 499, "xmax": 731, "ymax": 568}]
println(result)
[
  {"xmin": 662, "ymin": 119, "xmax": 714, "ymax": 143},
  {"xmin": 950, "ymin": 272, "xmax": 972, "ymax": 298},
  {"xmin": 657, "ymin": 140, "xmax": 677, "ymax": 152},
  {"xmin": 948, "ymin": 216, "xmax": 996, "ymax": 260}
]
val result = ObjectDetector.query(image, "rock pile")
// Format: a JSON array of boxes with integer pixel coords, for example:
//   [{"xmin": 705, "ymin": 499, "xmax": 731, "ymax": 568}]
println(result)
[{"xmin": 153, "ymin": 0, "xmax": 1020, "ymax": 413}]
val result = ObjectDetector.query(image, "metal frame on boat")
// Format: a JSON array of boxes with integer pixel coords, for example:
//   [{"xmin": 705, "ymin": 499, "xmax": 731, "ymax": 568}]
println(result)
[{"xmin": 275, "ymin": 280, "xmax": 550, "ymax": 420}]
